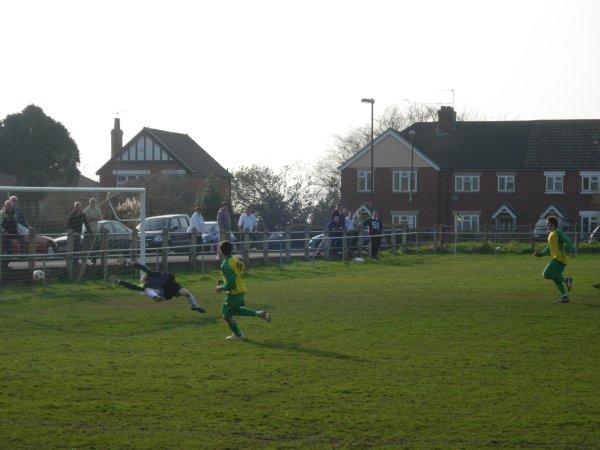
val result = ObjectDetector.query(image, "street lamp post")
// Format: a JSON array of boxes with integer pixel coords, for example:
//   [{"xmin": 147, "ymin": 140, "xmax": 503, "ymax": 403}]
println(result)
[
  {"xmin": 361, "ymin": 98, "xmax": 375, "ymax": 211},
  {"xmin": 409, "ymin": 130, "xmax": 416, "ymax": 228}
]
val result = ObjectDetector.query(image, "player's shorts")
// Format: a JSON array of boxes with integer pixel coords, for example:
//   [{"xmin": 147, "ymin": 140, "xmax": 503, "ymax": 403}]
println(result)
[
  {"xmin": 162, "ymin": 279, "xmax": 182, "ymax": 299},
  {"xmin": 543, "ymin": 259, "xmax": 565, "ymax": 280},
  {"xmin": 222, "ymin": 293, "xmax": 245, "ymax": 317},
  {"xmin": 144, "ymin": 273, "xmax": 181, "ymax": 299}
]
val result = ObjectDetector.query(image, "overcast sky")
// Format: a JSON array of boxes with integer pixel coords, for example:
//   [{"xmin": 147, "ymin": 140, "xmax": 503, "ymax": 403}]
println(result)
[{"xmin": 2, "ymin": 0, "xmax": 599, "ymax": 181}]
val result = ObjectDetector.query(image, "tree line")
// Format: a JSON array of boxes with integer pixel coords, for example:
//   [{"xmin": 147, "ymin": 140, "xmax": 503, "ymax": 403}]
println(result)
[{"xmin": 0, "ymin": 103, "xmax": 455, "ymax": 230}]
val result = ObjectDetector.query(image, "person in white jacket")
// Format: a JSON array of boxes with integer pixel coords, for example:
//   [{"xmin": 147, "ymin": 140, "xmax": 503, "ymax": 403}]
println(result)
[{"xmin": 187, "ymin": 206, "xmax": 208, "ymax": 248}]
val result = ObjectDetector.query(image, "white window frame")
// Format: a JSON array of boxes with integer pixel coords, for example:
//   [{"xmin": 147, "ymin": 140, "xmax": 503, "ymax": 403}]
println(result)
[
  {"xmin": 544, "ymin": 171, "xmax": 564, "ymax": 193},
  {"xmin": 392, "ymin": 213, "xmax": 417, "ymax": 229},
  {"xmin": 497, "ymin": 175, "xmax": 515, "ymax": 192},
  {"xmin": 580, "ymin": 211, "xmax": 600, "ymax": 233},
  {"xmin": 456, "ymin": 214, "xmax": 480, "ymax": 231},
  {"xmin": 580, "ymin": 171, "xmax": 600, "ymax": 193},
  {"xmin": 117, "ymin": 138, "xmax": 172, "ymax": 162},
  {"xmin": 357, "ymin": 170, "xmax": 372, "ymax": 192},
  {"xmin": 393, "ymin": 170, "xmax": 417, "ymax": 193},
  {"xmin": 455, "ymin": 175, "xmax": 480, "ymax": 192},
  {"xmin": 113, "ymin": 169, "xmax": 150, "ymax": 187}
]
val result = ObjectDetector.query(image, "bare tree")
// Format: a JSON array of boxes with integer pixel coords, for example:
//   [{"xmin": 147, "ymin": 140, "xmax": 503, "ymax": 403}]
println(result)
[
  {"xmin": 312, "ymin": 102, "xmax": 439, "ymax": 200},
  {"xmin": 232, "ymin": 165, "xmax": 316, "ymax": 230}
]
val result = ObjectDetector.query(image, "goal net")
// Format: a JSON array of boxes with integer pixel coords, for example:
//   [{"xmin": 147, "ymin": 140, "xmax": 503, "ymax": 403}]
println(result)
[{"xmin": 0, "ymin": 186, "xmax": 148, "ymax": 293}]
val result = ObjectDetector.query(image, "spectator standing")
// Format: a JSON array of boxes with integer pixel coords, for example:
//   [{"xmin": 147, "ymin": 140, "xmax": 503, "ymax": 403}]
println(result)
[
  {"xmin": 188, "ymin": 206, "xmax": 208, "ymax": 234},
  {"xmin": 0, "ymin": 199, "xmax": 18, "ymax": 257},
  {"xmin": 9, "ymin": 196, "xmax": 28, "ymax": 229},
  {"xmin": 238, "ymin": 207, "xmax": 257, "ymax": 234},
  {"xmin": 66, "ymin": 202, "xmax": 91, "ymax": 265},
  {"xmin": 217, "ymin": 202, "xmax": 232, "ymax": 243},
  {"xmin": 364, "ymin": 211, "xmax": 384, "ymax": 259},
  {"xmin": 238, "ymin": 207, "xmax": 257, "ymax": 248},
  {"xmin": 331, "ymin": 203, "xmax": 344, "ymax": 222},
  {"xmin": 187, "ymin": 206, "xmax": 208, "ymax": 251},
  {"xmin": 83, "ymin": 197, "xmax": 102, "ymax": 262},
  {"xmin": 327, "ymin": 215, "xmax": 343, "ymax": 255},
  {"xmin": 9, "ymin": 196, "xmax": 27, "ymax": 253},
  {"xmin": 345, "ymin": 209, "xmax": 358, "ymax": 252}
]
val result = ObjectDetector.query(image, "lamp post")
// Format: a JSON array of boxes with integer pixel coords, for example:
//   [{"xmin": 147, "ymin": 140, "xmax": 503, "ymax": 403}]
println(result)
[
  {"xmin": 409, "ymin": 129, "xmax": 416, "ymax": 228},
  {"xmin": 361, "ymin": 98, "xmax": 375, "ymax": 211}
]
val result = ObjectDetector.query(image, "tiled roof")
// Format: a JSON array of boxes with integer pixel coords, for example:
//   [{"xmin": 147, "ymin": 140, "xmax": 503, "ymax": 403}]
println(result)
[
  {"xmin": 394, "ymin": 120, "xmax": 600, "ymax": 170},
  {"xmin": 146, "ymin": 128, "xmax": 232, "ymax": 178},
  {"xmin": 97, "ymin": 128, "xmax": 232, "ymax": 178}
]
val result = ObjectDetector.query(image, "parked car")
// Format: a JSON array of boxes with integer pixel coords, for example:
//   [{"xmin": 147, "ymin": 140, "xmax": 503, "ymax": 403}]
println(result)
[
  {"xmin": 309, "ymin": 231, "xmax": 388, "ymax": 252},
  {"xmin": 4, "ymin": 233, "xmax": 57, "ymax": 255},
  {"xmin": 201, "ymin": 221, "xmax": 237, "ymax": 251},
  {"xmin": 55, "ymin": 220, "xmax": 133, "ymax": 253},
  {"xmin": 255, "ymin": 231, "xmax": 320, "ymax": 251},
  {"xmin": 137, "ymin": 214, "xmax": 191, "ymax": 252}
]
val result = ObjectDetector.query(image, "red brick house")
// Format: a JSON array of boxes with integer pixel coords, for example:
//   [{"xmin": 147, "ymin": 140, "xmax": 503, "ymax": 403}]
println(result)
[
  {"xmin": 340, "ymin": 107, "xmax": 600, "ymax": 233},
  {"xmin": 96, "ymin": 118, "xmax": 232, "ymax": 199}
]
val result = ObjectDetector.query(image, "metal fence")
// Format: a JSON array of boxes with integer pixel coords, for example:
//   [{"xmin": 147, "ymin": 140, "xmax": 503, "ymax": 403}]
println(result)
[{"xmin": 2, "ymin": 224, "xmax": 596, "ymax": 284}]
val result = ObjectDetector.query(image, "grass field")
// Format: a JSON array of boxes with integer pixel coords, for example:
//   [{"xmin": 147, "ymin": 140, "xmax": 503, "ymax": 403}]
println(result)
[{"xmin": 2, "ymin": 253, "xmax": 600, "ymax": 449}]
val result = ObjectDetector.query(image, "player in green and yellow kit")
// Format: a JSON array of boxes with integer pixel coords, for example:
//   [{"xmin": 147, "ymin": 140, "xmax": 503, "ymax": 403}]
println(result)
[
  {"xmin": 215, "ymin": 240, "xmax": 271, "ymax": 340},
  {"xmin": 533, "ymin": 216, "xmax": 576, "ymax": 303}
]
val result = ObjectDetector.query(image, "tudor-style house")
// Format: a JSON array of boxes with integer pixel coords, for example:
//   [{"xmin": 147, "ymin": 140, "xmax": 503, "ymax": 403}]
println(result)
[
  {"xmin": 340, "ymin": 107, "xmax": 600, "ymax": 233},
  {"xmin": 97, "ymin": 118, "xmax": 232, "ymax": 200}
]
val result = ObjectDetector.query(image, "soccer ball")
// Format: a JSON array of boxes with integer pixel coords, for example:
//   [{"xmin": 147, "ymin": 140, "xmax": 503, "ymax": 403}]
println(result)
[{"xmin": 33, "ymin": 270, "xmax": 45, "ymax": 280}]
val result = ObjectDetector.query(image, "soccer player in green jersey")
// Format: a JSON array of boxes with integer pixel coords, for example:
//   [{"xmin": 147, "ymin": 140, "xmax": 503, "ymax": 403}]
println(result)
[
  {"xmin": 533, "ymin": 216, "xmax": 576, "ymax": 303},
  {"xmin": 215, "ymin": 240, "xmax": 271, "ymax": 340}
]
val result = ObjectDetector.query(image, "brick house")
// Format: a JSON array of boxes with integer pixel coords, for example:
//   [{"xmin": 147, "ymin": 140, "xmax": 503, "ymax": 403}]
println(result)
[
  {"xmin": 96, "ymin": 118, "xmax": 232, "ymax": 200},
  {"xmin": 340, "ymin": 107, "xmax": 600, "ymax": 233}
]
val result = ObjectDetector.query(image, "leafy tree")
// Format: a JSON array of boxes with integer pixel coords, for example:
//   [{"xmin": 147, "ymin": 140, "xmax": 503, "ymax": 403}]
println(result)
[
  {"xmin": 310, "ymin": 190, "xmax": 341, "ymax": 228},
  {"xmin": 232, "ymin": 165, "xmax": 315, "ymax": 230},
  {"xmin": 0, "ymin": 104, "xmax": 80, "ymax": 186},
  {"xmin": 197, "ymin": 176, "xmax": 224, "ymax": 221}
]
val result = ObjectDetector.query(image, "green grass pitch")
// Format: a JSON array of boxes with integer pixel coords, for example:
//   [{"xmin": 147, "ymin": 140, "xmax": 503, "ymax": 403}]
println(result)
[{"xmin": 2, "ymin": 254, "xmax": 600, "ymax": 449}]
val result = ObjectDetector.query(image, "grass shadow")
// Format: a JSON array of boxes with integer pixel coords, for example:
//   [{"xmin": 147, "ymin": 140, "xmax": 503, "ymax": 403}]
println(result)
[{"xmin": 243, "ymin": 339, "xmax": 364, "ymax": 361}]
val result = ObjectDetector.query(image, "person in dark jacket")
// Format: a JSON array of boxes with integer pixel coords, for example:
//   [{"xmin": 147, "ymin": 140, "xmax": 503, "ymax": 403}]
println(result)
[
  {"xmin": 364, "ymin": 211, "xmax": 384, "ymax": 259},
  {"xmin": 1, "ymin": 199, "xmax": 18, "ymax": 255},
  {"xmin": 115, "ymin": 262, "xmax": 205, "ymax": 313}
]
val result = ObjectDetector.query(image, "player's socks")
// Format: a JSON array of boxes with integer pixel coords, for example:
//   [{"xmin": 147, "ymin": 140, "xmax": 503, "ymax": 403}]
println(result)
[
  {"xmin": 229, "ymin": 321, "xmax": 241, "ymax": 336},
  {"xmin": 185, "ymin": 293, "xmax": 199, "ymax": 308}
]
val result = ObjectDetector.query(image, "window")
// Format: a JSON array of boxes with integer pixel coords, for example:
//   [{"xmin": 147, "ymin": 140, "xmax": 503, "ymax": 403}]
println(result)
[
  {"xmin": 114, "ymin": 170, "xmax": 150, "ymax": 187},
  {"xmin": 357, "ymin": 170, "xmax": 372, "ymax": 192},
  {"xmin": 116, "ymin": 137, "xmax": 172, "ymax": 162},
  {"xmin": 581, "ymin": 172, "xmax": 600, "ymax": 193},
  {"xmin": 497, "ymin": 175, "xmax": 515, "ymax": 192},
  {"xmin": 136, "ymin": 137, "xmax": 145, "ymax": 160},
  {"xmin": 456, "ymin": 214, "xmax": 480, "ymax": 231},
  {"xmin": 116, "ymin": 175, "xmax": 143, "ymax": 187},
  {"xmin": 544, "ymin": 171, "xmax": 564, "ymax": 193},
  {"xmin": 581, "ymin": 212, "xmax": 600, "ymax": 233},
  {"xmin": 455, "ymin": 175, "xmax": 480, "ymax": 192},
  {"xmin": 392, "ymin": 214, "xmax": 416, "ymax": 229},
  {"xmin": 393, "ymin": 170, "xmax": 416, "ymax": 192}
]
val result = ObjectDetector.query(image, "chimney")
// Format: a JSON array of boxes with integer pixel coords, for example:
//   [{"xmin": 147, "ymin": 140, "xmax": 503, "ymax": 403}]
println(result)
[
  {"xmin": 437, "ymin": 106, "xmax": 456, "ymax": 133},
  {"xmin": 111, "ymin": 118, "xmax": 123, "ymax": 157}
]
